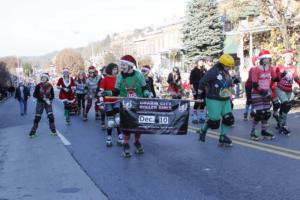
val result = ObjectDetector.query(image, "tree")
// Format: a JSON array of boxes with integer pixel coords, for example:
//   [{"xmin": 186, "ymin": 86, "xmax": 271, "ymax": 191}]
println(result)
[
  {"xmin": 138, "ymin": 56, "xmax": 153, "ymax": 67},
  {"xmin": 55, "ymin": 49, "xmax": 84, "ymax": 76},
  {"xmin": 182, "ymin": 0, "xmax": 225, "ymax": 66},
  {"xmin": 103, "ymin": 52, "xmax": 117, "ymax": 65},
  {"xmin": 0, "ymin": 56, "xmax": 18, "ymax": 75},
  {"xmin": 0, "ymin": 62, "xmax": 11, "ymax": 87},
  {"xmin": 23, "ymin": 63, "xmax": 33, "ymax": 78},
  {"xmin": 260, "ymin": 0, "xmax": 300, "ymax": 49}
]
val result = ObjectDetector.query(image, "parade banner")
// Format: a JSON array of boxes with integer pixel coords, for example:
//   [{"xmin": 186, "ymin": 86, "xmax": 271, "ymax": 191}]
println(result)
[{"xmin": 120, "ymin": 98, "xmax": 190, "ymax": 135}]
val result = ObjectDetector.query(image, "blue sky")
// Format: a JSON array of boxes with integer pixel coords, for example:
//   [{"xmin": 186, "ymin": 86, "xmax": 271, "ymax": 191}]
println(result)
[{"xmin": 0, "ymin": 0, "xmax": 188, "ymax": 57}]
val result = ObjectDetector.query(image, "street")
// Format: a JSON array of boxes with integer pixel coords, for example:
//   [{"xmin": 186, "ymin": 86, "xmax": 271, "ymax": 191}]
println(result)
[{"xmin": 1, "ymin": 96, "xmax": 300, "ymax": 200}]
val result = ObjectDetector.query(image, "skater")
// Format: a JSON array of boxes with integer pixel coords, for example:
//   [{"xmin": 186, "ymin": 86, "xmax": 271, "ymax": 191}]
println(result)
[
  {"xmin": 141, "ymin": 65, "xmax": 156, "ymax": 98},
  {"xmin": 15, "ymin": 81, "xmax": 30, "ymax": 116},
  {"xmin": 243, "ymin": 56, "xmax": 258, "ymax": 120},
  {"xmin": 113, "ymin": 55, "xmax": 150, "ymax": 157},
  {"xmin": 57, "ymin": 68, "xmax": 76, "ymax": 125},
  {"xmin": 85, "ymin": 66, "xmax": 105, "ymax": 127},
  {"xmin": 250, "ymin": 50, "xmax": 276, "ymax": 141},
  {"xmin": 274, "ymin": 50, "xmax": 300, "ymax": 135},
  {"xmin": 198, "ymin": 54, "xmax": 236, "ymax": 146},
  {"xmin": 75, "ymin": 71, "xmax": 88, "ymax": 117},
  {"xmin": 99, "ymin": 63, "xmax": 123, "ymax": 147},
  {"xmin": 167, "ymin": 67, "xmax": 183, "ymax": 99},
  {"xmin": 189, "ymin": 56, "xmax": 207, "ymax": 124},
  {"xmin": 29, "ymin": 73, "xmax": 56, "ymax": 137}
]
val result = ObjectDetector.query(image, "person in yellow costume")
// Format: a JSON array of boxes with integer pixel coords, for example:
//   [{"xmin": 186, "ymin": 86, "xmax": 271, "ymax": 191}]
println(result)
[{"xmin": 198, "ymin": 54, "xmax": 237, "ymax": 146}]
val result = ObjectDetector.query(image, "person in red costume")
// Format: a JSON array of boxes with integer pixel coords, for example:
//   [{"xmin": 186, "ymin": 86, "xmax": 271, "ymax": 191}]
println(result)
[
  {"xmin": 57, "ymin": 68, "xmax": 76, "ymax": 125},
  {"xmin": 250, "ymin": 50, "xmax": 276, "ymax": 141},
  {"xmin": 273, "ymin": 50, "xmax": 300, "ymax": 135}
]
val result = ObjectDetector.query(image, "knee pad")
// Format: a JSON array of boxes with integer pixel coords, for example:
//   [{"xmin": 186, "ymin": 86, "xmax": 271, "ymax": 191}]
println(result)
[
  {"xmin": 280, "ymin": 101, "xmax": 292, "ymax": 114},
  {"xmin": 106, "ymin": 116, "xmax": 115, "ymax": 129},
  {"xmin": 207, "ymin": 119, "xmax": 220, "ymax": 129},
  {"xmin": 272, "ymin": 99, "xmax": 281, "ymax": 111},
  {"xmin": 222, "ymin": 112, "xmax": 235, "ymax": 126},
  {"xmin": 34, "ymin": 115, "xmax": 41, "ymax": 123},
  {"xmin": 48, "ymin": 114, "xmax": 55, "ymax": 123},
  {"xmin": 114, "ymin": 113, "xmax": 120, "ymax": 126},
  {"xmin": 254, "ymin": 110, "xmax": 264, "ymax": 122},
  {"xmin": 263, "ymin": 109, "xmax": 271, "ymax": 120}
]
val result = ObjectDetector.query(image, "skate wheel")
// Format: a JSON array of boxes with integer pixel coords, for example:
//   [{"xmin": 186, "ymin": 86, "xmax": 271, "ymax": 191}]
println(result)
[
  {"xmin": 135, "ymin": 150, "xmax": 144, "ymax": 155},
  {"xmin": 218, "ymin": 143, "xmax": 233, "ymax": 147}
]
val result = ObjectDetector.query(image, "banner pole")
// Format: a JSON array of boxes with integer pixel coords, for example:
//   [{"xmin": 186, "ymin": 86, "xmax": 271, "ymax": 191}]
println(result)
[{"xmin": 105, "ymin": 96, "xmax": 204, "ymax": 103}]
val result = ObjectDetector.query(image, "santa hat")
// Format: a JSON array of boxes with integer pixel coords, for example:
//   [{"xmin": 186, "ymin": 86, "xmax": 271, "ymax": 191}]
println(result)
[
  {"xmin": 120, "ymin": 55, "xmax": 137, "ymax": 67},
  {"xmin": 283, "ymin": 49, "xmax": 295, "ymax": 57},
  {"xmin": 141, "ymin": 65, "xmax": 151, "ymax": 73},
  {"xmin": 41, "ymin": 73, "xmax": 50, "ymax": 80},
  {"xmin": 259, "ymin": 49, "xmax": 272, "ymax": 59},
  {"xmin": 63, "ymin": 67, "xmax": 69, "ymax": 74}
]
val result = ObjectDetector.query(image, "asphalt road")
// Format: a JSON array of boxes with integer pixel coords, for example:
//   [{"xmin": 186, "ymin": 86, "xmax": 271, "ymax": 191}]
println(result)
[{"xmin": 1, "ymin": 95, "xmax": 300, "ymax": 200}]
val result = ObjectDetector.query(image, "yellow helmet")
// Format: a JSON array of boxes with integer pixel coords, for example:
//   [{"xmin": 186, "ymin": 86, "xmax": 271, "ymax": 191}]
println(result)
[{"xmin": 219, "ymin": 54, "xmax": 235, "ymax": 68}]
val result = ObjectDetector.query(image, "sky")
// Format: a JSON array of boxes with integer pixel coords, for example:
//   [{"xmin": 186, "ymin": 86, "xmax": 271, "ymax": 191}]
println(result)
[{"xmin": 0, "ymin": 0, "xmax": 188, "ymax": 57}]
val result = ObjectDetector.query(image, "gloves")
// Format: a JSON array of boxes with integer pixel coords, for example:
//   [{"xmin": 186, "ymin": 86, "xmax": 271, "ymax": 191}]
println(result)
[
  {"xmin": 259, "ymin": 90, "xmax": 268, "ymax": 97},
  {"xmin": 44, "ymin": 98, "xmax": 51, "ymax": 105},
  {"xmin": 143, "ymin": 90, "xmax": 150, "ymax": 98}
]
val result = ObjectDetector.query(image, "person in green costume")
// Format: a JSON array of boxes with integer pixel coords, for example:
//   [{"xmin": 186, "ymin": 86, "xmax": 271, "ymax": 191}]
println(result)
[
  {"xmin": 198, "ymin": 54, "xmax": 237, "ymax": 147},
  {"xmin": 113, "ymin": 55, "xmax": 150, "ymax": 157}
]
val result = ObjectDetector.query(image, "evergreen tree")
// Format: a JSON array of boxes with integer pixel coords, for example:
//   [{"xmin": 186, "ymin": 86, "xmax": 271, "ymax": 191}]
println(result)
[{"xmin": 182, "ymin": 0, "xmax": 224, "ymax": 65}]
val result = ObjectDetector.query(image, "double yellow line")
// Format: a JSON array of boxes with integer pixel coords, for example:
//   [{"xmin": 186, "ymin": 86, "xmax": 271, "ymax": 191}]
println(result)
[{"xmin": 189, "ymin": 126, "xmax": 300, "ymax": 161}]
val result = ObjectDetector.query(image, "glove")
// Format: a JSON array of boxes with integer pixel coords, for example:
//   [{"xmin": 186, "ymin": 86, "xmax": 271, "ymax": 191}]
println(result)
[
  {"xmin": 44, "ymin": 98, "xmax": 51, "ymax": 105},
  {"xmin": 259, "ymin": 90, "xmax": 268, "ymax": 97},
  {"xmin": 197, "ymin": 89, "xmax": 203, "ymax": 96},
  {"xmin": 143, "ymin": 90, "xmax": 150, "ymax": 98},
  {"xmin": 281, "ymin": 71, "xmax": 287, "ymax": 78},
  {"xmin": 105, "ymin": 90, "xmax": 113, "ymax": 96},
  {"xmin": 233, "ymin": 78, "xmax": 240, "ymax": 84}
]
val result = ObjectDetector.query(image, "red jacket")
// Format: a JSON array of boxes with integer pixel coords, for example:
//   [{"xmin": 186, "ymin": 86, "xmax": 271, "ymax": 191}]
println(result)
[{"xmin": 57, "ymin": 77, "xmax": 75, "ymax": 102}]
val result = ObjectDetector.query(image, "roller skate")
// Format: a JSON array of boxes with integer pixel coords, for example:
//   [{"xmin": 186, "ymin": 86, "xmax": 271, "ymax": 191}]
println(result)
[
  {"xmin": 122, "ymin": 143, "xmax": 132, "ymax": 158},
  {"xmin": 261, "ymin": 130, "xmax": 275, "ymax": 140},
  {"xmin": 134, "ymin": 141, "xmax": 144, "ymax": 154},
  {"xmin": 278, "ymin": 125, "xmax": 290, "ymax": 136},
  {"xmin": 198, "ymin": 128, "xmax": 206, "ymax": 143},
  {"xmin": 106, "ymin": 136, "xmax": 113, "ymax": 147},
  {"xmin": 250, "ymin": 111, "xmax": 255, "ymax": 119},
  {"xmin": 250, "ymin": 128, "xmax": 260, "ymax": 141},
  {"xmin": 243, "ymin": 112, "xmax": 248, "ymax": 121},
  {"xmin": 198, "ymin": 111, "xmax": 206, "ymax": 123},
  {"xmin": 117, "ymin": 134, "xmax": 123, "ymax": 146},
  {"xmin": 191, "ymin": 113, "xmax": 198, "ymax": 124},
  {"xmin": 29, "ymin": 130, "xmax": 37, "ymax": 138},
  {"xmin": 218, "ymin": 135, "xmax": 232, "ymax": 147},
  {"xmin": 95, "ymin": 113, "xmax": 100, "ymax": 121},
  {"xmin": 50, "ymin": 129, "xmax": 57, "ymax": 136},
  {"xmin": 101, "ymin": 121, "xmax": 106, "ymax": 130}
]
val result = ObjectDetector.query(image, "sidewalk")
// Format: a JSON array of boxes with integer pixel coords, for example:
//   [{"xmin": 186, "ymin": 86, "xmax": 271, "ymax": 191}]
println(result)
[{"xmin": 0, "ymin": 123, "xmax": 107, "ymax": 200}]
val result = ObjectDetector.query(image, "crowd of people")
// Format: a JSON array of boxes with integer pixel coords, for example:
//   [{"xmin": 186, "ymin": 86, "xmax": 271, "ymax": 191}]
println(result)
[{"xmin": 17, "ymin": 49, "xmax": 299, "ymax": 158}]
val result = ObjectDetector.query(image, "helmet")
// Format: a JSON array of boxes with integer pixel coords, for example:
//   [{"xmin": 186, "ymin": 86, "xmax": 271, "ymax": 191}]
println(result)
[{"xmin": 219, "ymin": 54, "xmax": 235, "ymax": 68}]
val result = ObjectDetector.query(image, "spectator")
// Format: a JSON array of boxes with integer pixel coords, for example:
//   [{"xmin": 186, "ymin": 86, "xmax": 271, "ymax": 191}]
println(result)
[{"xmin": 15, "ymin": 81, "xmax": 30, "ymax": 116}]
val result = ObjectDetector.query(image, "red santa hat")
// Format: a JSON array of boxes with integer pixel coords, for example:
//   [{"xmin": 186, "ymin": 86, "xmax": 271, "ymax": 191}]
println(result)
[
  {"xmin": 283, "ymin": 49, "xmax": 295, "ymax": 57},
  {"xmin": 141, "ymin": 65, "xmax": 151, "ymax": 73},
  {"xmin": 63, "ymin": 67, "xmax": 70, "ymax": 74},
  {"xmin": 120, "ymin": 55, "xmax": 137, "ymax": 67},
  {"xmin": 259, "ymin": 49, "xmax": 272, "ymax": 59},
  {"xmin": 41, "ymin": 73, "xmax": 50, "ymax": 80}
]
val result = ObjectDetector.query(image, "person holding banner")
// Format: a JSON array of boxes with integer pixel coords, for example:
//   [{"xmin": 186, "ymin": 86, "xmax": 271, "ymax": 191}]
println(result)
[
  {"xmin": 113, "ymin": 55, "xmax": 150, "ymax": 157},
  {"xmin": 141, "ymin": 65, "xmax": 156, "ymax": 98},
  {"xmin": 99, "ymin": 63, "xmax": 124, "ymax": 147},
  {"xmin": 198, "ymin": 54, "xmax": 236, "ymax": 147}
]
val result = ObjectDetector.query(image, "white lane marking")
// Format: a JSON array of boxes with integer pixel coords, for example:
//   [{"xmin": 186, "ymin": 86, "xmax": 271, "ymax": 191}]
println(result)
[{"xmin": 57, "ymin": 130, "xmax": 71, "ymax": 146}]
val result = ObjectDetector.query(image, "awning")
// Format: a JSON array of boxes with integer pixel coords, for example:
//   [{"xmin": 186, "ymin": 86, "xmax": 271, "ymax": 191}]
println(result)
[{"xmin": 224, "ymin": 34, "xmax": 240, "ymax": 54}]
